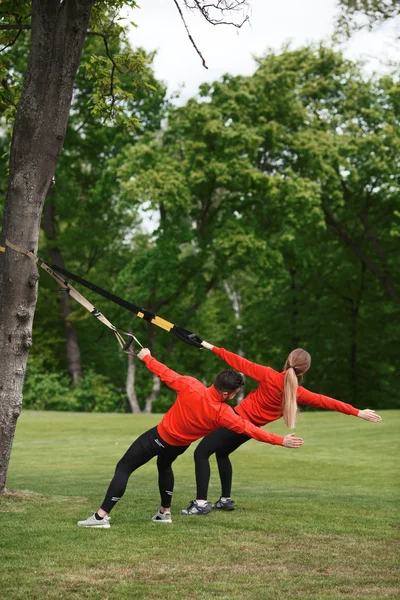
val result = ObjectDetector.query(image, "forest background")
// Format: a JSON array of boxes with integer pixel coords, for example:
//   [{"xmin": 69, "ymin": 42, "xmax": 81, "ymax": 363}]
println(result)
[{"xmin": 1, "ymin": 1, "xmax": 399, "ymax": 416}]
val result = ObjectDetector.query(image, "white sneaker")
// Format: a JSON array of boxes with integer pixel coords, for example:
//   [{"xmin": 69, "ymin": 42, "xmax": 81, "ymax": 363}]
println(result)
[
  {"xmin": 180, "ymin": 500, "xmax": 212, "ymax": 515},
  {"xmin": 152, "ymin": 508, "xmax": 172, "ymax": 523},
  {"xmin": 77, "ymin": 512, "xmax": 110, "ymax": 528}
]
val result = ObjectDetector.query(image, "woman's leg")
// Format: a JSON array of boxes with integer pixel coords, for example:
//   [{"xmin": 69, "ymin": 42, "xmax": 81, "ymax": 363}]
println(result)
[
  {"xmin": 100, "ymin": 426, "xmax": 160, "ymax": 514},
  {"xmin": 216, "ymin": 433, "xmax": 249, "ymax": 498},
  {"xmin": 194, "ymin": 428, "xmax": 248, "ymax": 500}
]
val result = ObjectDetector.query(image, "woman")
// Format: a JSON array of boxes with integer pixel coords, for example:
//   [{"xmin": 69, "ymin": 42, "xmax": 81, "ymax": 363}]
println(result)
[{"xmin": 180, "ymin": 343, "xmax": 382, "ymax": 515}]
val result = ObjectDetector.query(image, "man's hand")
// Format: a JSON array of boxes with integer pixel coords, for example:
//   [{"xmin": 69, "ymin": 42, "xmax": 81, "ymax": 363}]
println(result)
[
  {"xmin": 358, "ymin": 409, "xmax": 382, "ymax": 422},
  {"xmin": 282, "ymin": 433, "xmax": 304, "ymax": 448},
  {"xmin": 201, "ymin": 341, "xmax": 214, "ymax": 350},
  {"xmin": 137, "ymin": 348, "xmax": 151, "ymax": 361}
]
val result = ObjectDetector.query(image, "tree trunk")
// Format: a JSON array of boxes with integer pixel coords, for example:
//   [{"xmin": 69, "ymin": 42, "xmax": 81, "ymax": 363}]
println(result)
[
  {"xmin": 126, "ymin": 336, "xmax": 141, "ymax": 413},
  {"xmin": 350, "ymin": 264, "xmax": 366, "ymax": 405},
  {"xmin": 144, "ymin": 375, "xmax": 161, "ymax": 413},
  {"xmin": 0, "ymin": 0, "xmax": 95, "ymax": 494},
  {"xmin": 142, "ymin": 321, "xmax": 160, "ymax": 412},
  {"xmin": 223, "ymin": 280, "xmax": 245, "ymax": 404},
  {"xmin": 289, "ymin": 266, "xmax": 300, "ymax": 348},
  {"xmin": 41, "ymin": 196, "xmax": 82, "ymax": 384}
]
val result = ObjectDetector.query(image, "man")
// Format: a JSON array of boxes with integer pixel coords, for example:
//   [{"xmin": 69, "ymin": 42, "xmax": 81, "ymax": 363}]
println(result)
[{"xmin": 78, "ymin": 348, "xmax": 303, "ymax": 528}]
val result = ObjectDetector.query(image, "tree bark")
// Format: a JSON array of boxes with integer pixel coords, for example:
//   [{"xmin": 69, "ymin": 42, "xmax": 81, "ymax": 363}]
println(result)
[
  {"xmin": 41, "ymin": 196, "xmax": 82, "ymax": 384},
  {"xmin": 0, "ymin": 0, "xmax": 95, "ymax": 494}
]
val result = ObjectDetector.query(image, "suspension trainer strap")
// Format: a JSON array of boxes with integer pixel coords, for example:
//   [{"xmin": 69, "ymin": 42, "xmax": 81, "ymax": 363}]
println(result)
[
  {"xmin": 5, "ymin": 240, "xmax": 142, "ymax": 355},
  {"xmin": 5, "ymin": 240, "xmax": 203, "ymax": 348},
  {"xmin": 48, "ymin": 264, "xmax": 204, "ymax": 348}
]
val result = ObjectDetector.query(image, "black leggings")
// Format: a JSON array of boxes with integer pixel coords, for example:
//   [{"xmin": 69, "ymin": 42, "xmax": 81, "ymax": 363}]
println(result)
[
  {"xmin": 195, "ymin": 428, "xmax": 250, "ymax": 500},
  {"xmin": 101, "ymin": 426, "xmax": 189, "ymax": 513}
]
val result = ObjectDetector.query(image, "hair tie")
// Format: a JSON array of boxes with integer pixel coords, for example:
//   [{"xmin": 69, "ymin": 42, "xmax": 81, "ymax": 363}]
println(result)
[{"xmin": 288, "ymin": 365, "xmax": 297, "ymax": 373}]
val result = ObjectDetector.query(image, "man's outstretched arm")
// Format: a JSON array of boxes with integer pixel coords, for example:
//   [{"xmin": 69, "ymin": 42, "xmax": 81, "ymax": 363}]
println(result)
[
  {"xmin": 138, "ymin": 348, "xmax": 186, "ymax": 393},
  {"xmin": 218, "ymin": 405, "xmax": 304, "ymax": 448}
]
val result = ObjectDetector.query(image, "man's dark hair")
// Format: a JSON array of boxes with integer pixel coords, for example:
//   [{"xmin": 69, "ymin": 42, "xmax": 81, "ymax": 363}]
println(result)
[{"xmin": 214, "ymin": 370, "xmax": 245, "ymax": 393}]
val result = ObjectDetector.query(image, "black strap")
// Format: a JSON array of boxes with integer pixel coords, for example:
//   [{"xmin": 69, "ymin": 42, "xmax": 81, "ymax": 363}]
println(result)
[
  {"xmin": 51, "ymin": 264, "xmax": 156, "ymax": 321},
  {"xmin": 50, "ymin": 264, "xmax": 203, "ymax": 349}
]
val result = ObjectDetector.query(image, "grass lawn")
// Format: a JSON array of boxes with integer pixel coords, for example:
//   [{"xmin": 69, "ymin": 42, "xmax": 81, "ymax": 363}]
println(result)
[{"xmin": 0, "ymin": 409, "xmax": 399, "ymax": 600}]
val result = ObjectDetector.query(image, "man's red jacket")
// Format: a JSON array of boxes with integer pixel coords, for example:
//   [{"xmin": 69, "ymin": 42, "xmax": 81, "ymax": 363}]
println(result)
[{"xmin": 142, "ymin": 355, "xmax": 284, "ymax": 447}]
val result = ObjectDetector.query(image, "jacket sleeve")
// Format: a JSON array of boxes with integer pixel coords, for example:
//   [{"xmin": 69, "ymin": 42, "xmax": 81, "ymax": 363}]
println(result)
[
  {"xmin": 142, "ymin": 355, "xmax": 186, "ymax": 393},
  {"xmin": 297, "ymin": 386, "xmax": 359, "ymax": 416},
  {"xmin": 218, "ymin": 405, "xmax": 284, "ymax": 446},
  {"xmin": 212, "ymin": 346, "xmax": 269, "ymax": 382}
]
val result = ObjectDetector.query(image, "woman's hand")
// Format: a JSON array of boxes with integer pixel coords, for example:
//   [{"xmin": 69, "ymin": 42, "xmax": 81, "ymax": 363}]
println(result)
[
  {"xmin": 358, "ymin": 409, "xmax": 382, "ymax": 422},
  {"xmin": 282, "ymin": 433, "xmax": 304, "ymax": 448},
  {"xmin": 137, "ymin": 348, "xmax": 151, "ymax": 361},
  {"xmin": 201, "ymin": 341, "xmax": 214, "ymax": 350}
]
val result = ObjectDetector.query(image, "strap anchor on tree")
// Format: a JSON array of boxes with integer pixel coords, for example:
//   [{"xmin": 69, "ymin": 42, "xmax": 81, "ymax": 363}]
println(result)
[{"xmin": 4, "ymin": 240, "xmax": 204, "ymax": 350}]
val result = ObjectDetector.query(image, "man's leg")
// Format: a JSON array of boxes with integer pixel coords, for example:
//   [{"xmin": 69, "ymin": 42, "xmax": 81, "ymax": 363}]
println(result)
[
  {"xmin": 78, "ymin": 426, "xmax": 160, "ymax": 527},
  {"xmin": 157, "ymin": 444, "xmax": 189, "ymax": 509},
  {"xmin": 151, "ymin": 443, "xmax": 189, "ymax": 523}
]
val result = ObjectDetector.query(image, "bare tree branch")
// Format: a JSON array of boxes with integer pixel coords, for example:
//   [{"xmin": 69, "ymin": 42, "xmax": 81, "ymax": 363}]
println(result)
[
  {"xmin": 185, "ymin": 0, "xmax": 249, "ymax": 27},
  {"xmin": 172, "ymin": 0, "xmax": 208, "ymax": 69}
]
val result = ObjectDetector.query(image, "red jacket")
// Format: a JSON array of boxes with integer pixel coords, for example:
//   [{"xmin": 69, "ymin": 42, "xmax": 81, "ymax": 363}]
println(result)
[
  {"xmin": 212, "ymin": 347, "xmax": 359, "ymax": 426},
  {"xmin": 142, "ymin": 355, "xmax": 284, "ymax": 447}
]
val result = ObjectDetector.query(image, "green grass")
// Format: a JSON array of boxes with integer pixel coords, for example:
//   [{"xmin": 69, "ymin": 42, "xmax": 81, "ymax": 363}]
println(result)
[{"xmin": 1, "ymin": 410, "xmax": 399, "ymax": 600}]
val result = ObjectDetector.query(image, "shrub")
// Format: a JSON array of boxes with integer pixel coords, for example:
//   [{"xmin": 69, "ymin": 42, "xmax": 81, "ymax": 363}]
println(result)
[{"xmin": 23, "ymin": 361, "xmax": 125, "ymax": 412}]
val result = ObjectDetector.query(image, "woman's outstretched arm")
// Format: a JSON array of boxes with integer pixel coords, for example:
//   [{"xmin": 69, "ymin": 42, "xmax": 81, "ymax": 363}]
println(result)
[
  {"xmin": 298, "ymin": 387, "xmax": 382, "ymax": 421},
  {"xmin": 202, "ymin": 341, "xmax": 269, "ymax": 382}
]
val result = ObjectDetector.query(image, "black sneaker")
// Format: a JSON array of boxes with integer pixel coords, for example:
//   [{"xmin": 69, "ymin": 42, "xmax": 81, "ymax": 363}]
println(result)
[
  {"xmin": 180, "ymin": 500, "xmax": 212, "ymax": 516},
  {"xmin": 212, "ymin": 497, "xmax": 235, "ymax": 511}
]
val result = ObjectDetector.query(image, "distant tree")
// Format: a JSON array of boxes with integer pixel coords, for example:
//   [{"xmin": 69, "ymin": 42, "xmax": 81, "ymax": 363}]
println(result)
[{"xmin": 336, "ymin": 0, "xmax": 400, "ymax": 36}]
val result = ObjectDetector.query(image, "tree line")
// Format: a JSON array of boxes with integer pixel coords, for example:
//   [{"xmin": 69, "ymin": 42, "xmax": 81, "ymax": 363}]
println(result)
[{"xmin": 1, "ymin": 40, "xmax": 399, "ymax": 414}]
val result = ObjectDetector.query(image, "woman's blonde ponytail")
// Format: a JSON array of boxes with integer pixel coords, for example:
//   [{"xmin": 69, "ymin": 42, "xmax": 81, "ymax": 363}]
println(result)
[
  {"xmin": 283, "ymin": 367, "xmax": 298, "ymax": 429},
  {"xmin": 282, "ymin": 349, "xmax": 311, "ymax": 429}
]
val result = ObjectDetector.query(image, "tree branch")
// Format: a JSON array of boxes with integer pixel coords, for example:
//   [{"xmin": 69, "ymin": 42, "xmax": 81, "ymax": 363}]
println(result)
[
  {"xmin": 323, "ymin": 206, "xmax": 400, "ymax": 305},
  {"xmin": 0, "ymin": 24, "xmax": 31, "ymax": 30},
  {"xmin": 0, "ymin": 27, "xmax": 22, "ymax": 53},
  {"xmin": 85, "ymin": 31, "xmax": 124, "ymax": 75},
  {"xmin": 172, "ymin": 0, "xmax": 208, "ymax": 69},
  {"xmin": 186, "ymin": 0, "xmax": 249, "ymax": 27},
  {"xmin": 0, "ymin": 24, "xmax": 122, "ymax": 83}
]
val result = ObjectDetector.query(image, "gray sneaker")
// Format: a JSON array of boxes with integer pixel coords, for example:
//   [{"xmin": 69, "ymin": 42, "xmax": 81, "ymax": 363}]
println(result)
[
  {"xmin": 152, "ymin": 508, "xmax": 172, "ymax": 523},
  {"xmin": 180, "ymin": 500, "xmax": 212, "ymax": 516},
  {"xmin": 212, "ymin": 497, "xmax": 235, "ymax": 511},
  {"xmin": 77, "ymin": 512, "xmax": 110, "ymax": 528}
]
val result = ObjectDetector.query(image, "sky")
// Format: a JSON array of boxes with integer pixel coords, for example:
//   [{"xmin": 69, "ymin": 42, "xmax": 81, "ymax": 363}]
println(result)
[{"xmin": 123, "ymin": 0, "xmax": 399, "ymax": 103}]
